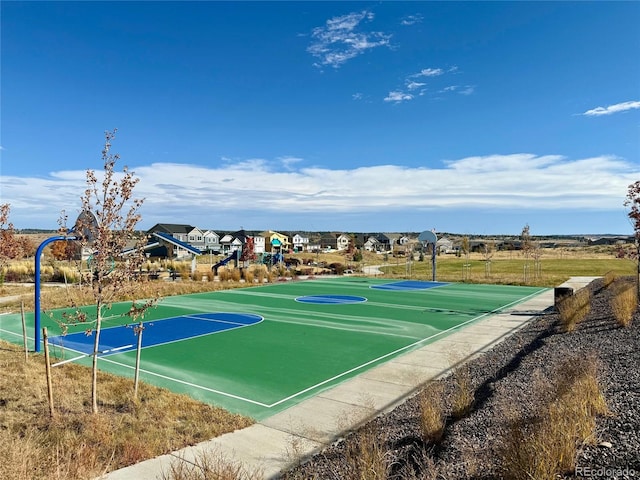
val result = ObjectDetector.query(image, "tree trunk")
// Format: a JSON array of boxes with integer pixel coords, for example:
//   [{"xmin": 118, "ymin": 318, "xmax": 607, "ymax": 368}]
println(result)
[{"xmin": 91, "ymin": 300, "xmax": 102, "ymax": 414}]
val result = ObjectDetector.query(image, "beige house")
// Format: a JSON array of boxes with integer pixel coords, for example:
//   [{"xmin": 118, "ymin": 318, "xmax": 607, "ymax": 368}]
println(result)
[{"xmin": 261, "ymin": 230, "xmax": 291, "ymax": 252}]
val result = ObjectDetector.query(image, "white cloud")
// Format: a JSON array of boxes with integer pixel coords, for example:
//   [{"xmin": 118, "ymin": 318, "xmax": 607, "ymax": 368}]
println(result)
[
  {"xmin": 3, "ymin": 153, "xmax": 637, "ymax": 230},
  {"xmin": 384, "ymin": 91, "xmax": 413, "ymax": 103},
  {"xmin": 400, "ymin": 14, "xmax": 423, "ymax": 26},
  {"xmin": 278, "ymin": 156, "xmax": 303, "ymax": 170},
  {"xmin": 582, "ymin": 100, "xmax": 640, "ymax": 116},
  {"xmin": 385, "ymin": 66, "xmax": 469, "ymax": 103},
  {"xmin": 406, "ymin": 81, "xmax": 425, "ymax": 91},
  {"xmin": 417, "ymin": 68, "xmax": 443, "ymax": 77},
  {"xmin": 308, "ymin": 10, "xmax": 391, "ymax": 68},
  {"xmin": 459, "ymin": 85, "xmax": 475, "ymax": 95}
]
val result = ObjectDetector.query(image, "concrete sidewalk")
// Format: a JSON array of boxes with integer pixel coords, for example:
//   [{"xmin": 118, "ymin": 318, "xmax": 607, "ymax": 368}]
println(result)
[{"xmin": 101, "ymin": 277, "xmax": 597, "ymax": 480}]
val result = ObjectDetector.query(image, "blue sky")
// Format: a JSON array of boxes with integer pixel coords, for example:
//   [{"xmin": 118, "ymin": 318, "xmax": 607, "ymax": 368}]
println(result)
[{"xmin": 1, "ymin": 1, "xmax": 639, "ymax": 235}]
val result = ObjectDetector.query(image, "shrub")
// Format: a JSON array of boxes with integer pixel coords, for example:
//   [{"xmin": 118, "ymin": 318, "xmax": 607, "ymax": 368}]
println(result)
[
  {"xmin": 51, "ymin": 266, "xmax": 82, "ymax": 283},
  {"xmin": 557, "ymin": 288, "xmax": 590, "ymax": 332},
  {"xmin": 256, "ymin": 267, "xmax": 267, "ymax": 283},
  {"xmin": 602, "ymin": 271, "xmax": 617, "ymax": 289},
  {"xmin": 500, "ymin": 354, "xmax": 607, "ymax": 479},
  {"xmin": 345, "ymin": 423, "xmax": 389, "ymax": 480},
  {"xmin": 611, "ymin": 283, "xmax": 637, "ymax": 328},
  {"xmin": 230, "ymin": 268, "xmax": 241, "ymax": 282},
  {"xmin": 418, "ymin": 382, "xmax": 445, "ymax": 443},
  {"xmin": 218, "ymin": 268, "xmax": 231, "ymax": 282},
  {"xmin": 451, "ymin": 365, "xmax": 474, "ymax": 419},
  {"xmin": 162, "ymin": 450, "xmax": 263, "ymax": 480}
]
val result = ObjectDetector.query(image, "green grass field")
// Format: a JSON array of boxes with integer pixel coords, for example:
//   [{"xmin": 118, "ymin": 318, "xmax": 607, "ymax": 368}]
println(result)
[{"xmin": 382, "ymin": 256, "xmax": 635, "ymax": 286}]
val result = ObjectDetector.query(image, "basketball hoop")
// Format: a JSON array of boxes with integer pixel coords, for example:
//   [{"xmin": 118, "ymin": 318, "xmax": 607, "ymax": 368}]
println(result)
[
  {"xmin": 418, "ymin": 230, "xmax": 438, "ymax": 281},
  {"xmin": 72, "ymin": 209, "xmax": 98, "ymax": 244}
]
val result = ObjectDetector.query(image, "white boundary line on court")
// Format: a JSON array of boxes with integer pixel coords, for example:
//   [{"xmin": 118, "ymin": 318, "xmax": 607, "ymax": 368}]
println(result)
[
  {"xmin": 264, "ymin": 289, "xmax": 546, "ymax": 408},
  {"xmin": 99, "ymin": 356, "xmax": 273, "ymax": 407}
]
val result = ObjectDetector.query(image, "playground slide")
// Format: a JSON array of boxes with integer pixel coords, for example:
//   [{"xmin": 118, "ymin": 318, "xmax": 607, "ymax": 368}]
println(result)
[{"xmin": 212, "ymin": 251, "xmax": 237, "ymax": 270}]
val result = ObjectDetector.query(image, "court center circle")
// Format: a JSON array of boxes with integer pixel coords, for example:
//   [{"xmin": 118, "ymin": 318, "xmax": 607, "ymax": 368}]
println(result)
[{"xmin": 295, "ymin": 295, "xmax": 367, "ymax": 305}]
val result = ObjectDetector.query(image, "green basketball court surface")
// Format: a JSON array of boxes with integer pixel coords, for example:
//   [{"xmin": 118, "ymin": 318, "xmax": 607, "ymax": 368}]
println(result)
[{"xmin": 0, "ymin": 277, "xmax": 547, "ymax": 420}]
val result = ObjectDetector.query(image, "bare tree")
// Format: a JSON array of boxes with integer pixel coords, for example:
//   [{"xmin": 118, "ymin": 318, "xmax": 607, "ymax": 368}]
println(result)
[
  {"xmin": 521, "ymin": 224, "xmax": 533, "ymax": 283},
  {"xmin": 61, "ymin": 130, "xmax": 157, "ymax": 413},
  {"xmin": 482, "ymin": 240, "xmax": 494, "ymax": 278},
  {"xmin": 624, "ymin": 180, "xmax": 640, "ymax": 299},
  {"xmin": 461, "ymin": 236, "xmax": 470, "ymax": 280}
]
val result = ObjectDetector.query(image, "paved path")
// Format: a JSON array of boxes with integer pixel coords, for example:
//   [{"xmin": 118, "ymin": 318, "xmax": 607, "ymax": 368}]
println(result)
[{"xmin": 100, "ymin": 277, "xmax": 597, "ymax": 480}]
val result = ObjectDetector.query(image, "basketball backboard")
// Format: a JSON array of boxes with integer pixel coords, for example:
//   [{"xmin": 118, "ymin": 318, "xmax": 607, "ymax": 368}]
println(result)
[
  {"xmin": 418, "ymin": 230, "xmax": 437, "ymax": 244},
  {"xmin": 73, "ymin": 209, "xmax": 98, "ymax": 244}
]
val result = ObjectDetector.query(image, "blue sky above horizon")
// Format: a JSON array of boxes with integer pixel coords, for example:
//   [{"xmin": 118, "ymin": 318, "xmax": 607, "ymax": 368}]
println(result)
[{"xmin": 1, "ymin": 1, "xmax": 639, "ymax": 235}]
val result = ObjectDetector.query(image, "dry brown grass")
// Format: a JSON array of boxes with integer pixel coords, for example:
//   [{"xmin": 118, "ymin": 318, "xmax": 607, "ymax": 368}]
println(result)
[
  {"xmin": 418, "ymin": 382, "xmax": 445, "ymax": 443},
  {"xmin": 557, "ymin": 287, "xmax": 591, "ymax": 332},
  {"xmin": 610, "ymin": 280, "xmax": 638, "ymax": 328},
  {"xmin": 0, "ymin": 277, "xmax": 258, "ymax": 314},
  {"xmin": 450, "ymin": 365, "xmax": 475, "ymax": 419},
  {"xmin": 160, "ymin": 450, "xmax": 264, "ymax": 480},
  {"xmin": 500, "ymin": 353, "xmax": 608, "ymax": 480},
  {"xmin": 345, "ymin": 423, "xmax": 390, "ymax": 480},
  {"xmin": 0, "ymin": 341, "xmax": 253, "ymax": 480},
  {"xmin": 602, "ymin": 270, "xmax": 617, "ymax": 289}
]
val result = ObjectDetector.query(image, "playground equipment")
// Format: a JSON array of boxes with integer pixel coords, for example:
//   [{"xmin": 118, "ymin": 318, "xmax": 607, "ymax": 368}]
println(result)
[{"xmin": 212, "ymin": 249, "xmax": 240, "ymax": 275}]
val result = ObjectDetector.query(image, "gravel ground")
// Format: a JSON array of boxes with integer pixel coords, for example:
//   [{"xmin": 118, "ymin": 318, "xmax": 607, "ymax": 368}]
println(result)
[{"xmin": 282, "ymin": 278, "xmax": 639, "ymax": 480}]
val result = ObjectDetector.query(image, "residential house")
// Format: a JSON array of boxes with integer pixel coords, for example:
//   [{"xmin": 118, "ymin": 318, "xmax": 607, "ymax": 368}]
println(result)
[
  {"xmin": 219, "ymin": 230, "xmax": 251, "ymax": 255},
  {"xmin": 436, "ymin": 237, "xmax": 455, "ymax": 254},
  {"xmin": 187, "ymin": 227, "xmax": 205, "ymax": 251},
  {"xmin": 363, "ymin": 236, "xmax": 379, "ymax": 252},
  {"xmin": 291, "ymin": 233, "xmax": 309, "ymax": 252},
  {"xmin": 372, "ymin": 233, "xmax": 393, "ymax": 252},
  {"xmin": 202, "ymin": 230, "xmax": 221, "ymax": 253},
  {"xmin": 262, "ymin": 231, "xmax": 291, "ymax": 252},
  {"xmin": 146, "ymin": 223, "xmax": 202, "ymax": 258},
  {"xmin": 148, "ymin": 223, "xmax": 194, "ymax": 243},
  {"xmin": 252, "ymin": 235, "xmax": 266, "ymax": 254},
  {"xmin": 306, "ymin": 233, "xmax": 322, "ymax": 252},
  {"xmin": 319, "ymin": 232, "xmax": 350, "ymax": 251}
]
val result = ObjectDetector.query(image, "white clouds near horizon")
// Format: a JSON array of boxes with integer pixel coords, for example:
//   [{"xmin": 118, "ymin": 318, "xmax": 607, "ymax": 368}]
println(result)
[
  {"xmin": 3, "ymin": 153, "xmax": 636, "ymax": 229},
  {"xmin": 583, "ymin": 100, "xmax": 640, "ymax": 116}
]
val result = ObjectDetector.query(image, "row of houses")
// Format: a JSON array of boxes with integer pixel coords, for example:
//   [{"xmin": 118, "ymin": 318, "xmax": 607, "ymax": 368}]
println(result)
[
  {"xmin": 144, "ymin": 224, "xmax": 635, "ymax": 260},
  {"xmin": 146, "ymin": 223, "xmax": 416, "ymax": 258}
]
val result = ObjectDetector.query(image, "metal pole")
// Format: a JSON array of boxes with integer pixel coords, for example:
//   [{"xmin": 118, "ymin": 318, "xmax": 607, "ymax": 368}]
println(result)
[
  {"xmin": 431, "ymin": 241, "xmax": 436, "ymax": 281},
  {"xmin": 34, "ymin": 235, "xmax": 74, "ymax": 352}
]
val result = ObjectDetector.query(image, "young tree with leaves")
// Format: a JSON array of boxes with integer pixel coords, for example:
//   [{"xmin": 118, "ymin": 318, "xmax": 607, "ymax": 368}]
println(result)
[
  {"xmin": 62, "ymin": 130, "xmax": 157, "ymax": 413},
  {"xmin": 624, "ymin": 180, "xmax": 640, "ymax": 299},
  {"xmin": 1, "ymin": 204, "xmax": 25, "ymax": 284}
]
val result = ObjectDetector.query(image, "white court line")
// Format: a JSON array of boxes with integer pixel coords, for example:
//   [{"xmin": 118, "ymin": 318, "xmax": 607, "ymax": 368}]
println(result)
[
  {"xmin": 51, "ymin": 344, "xmax": 134, "ymax": 367},
  {"xmin": 265, "ymin": 289, "xmax": 547, "ymax": 407},
  {"xmin": 99, "ymin": 356, "xmax": 272, "ymax": 407},
  {"xmin": 0, "ymin": 327, "xmax": 25, "ymax": 339},
  {"xmin": 183, "ymin": 313, "xmax": 262, "ymax": 327}
]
